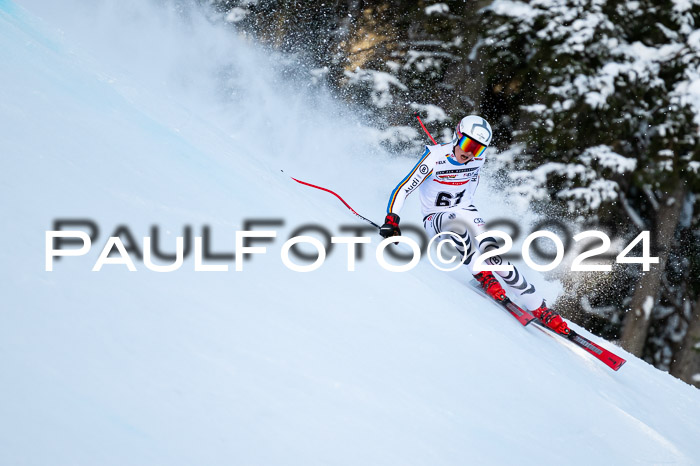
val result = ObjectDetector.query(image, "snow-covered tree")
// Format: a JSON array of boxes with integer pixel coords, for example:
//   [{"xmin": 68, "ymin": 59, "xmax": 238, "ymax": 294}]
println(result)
[
  {"xmin": 477, "ymin": 0, "xmax": 700, "ymax": 365},
  {"xmin": 331, "ymin": 1, "xmax": 480, "ymax": 151}
]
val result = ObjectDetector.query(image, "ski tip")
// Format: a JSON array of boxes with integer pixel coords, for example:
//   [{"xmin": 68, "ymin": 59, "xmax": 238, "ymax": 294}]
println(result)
[
  {"xmin": 610, "ymin": 358, "xmax": 627, "ymax": 371},
  {"xmin": 568, "ymin": 330, "xmax": 627, "ymax": 371}
]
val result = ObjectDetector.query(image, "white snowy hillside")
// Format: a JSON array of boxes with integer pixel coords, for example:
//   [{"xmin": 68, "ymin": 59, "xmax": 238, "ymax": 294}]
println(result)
[{"xmin": 1, "ymin": 1, "xmax": 700, "ymax": 465}]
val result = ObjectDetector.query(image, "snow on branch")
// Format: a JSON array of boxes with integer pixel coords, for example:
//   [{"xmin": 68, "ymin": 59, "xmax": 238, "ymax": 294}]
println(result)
[
  {"xmin": 402, "ymin": 50, "xmax": 457, "ymax": 73},
  {"xmin": 511, "ymin": 161, "xmax": 594, "ymax": 184},
  {"xmin": 410, "ymin": 103, "xmax": 448, "ymax": 123},
  {"xmin": 579, "ymin": 145, "xmax": 638, "ymax": 173},
  {"xmin": 366, "ymin": 125, "xmax": 420, "ymax": 150},
  {"xmin": 486, "ymin": 0, "xmax": 539, "ymax": 22},
  {"xmin": 425, "ymin": 3, "xmax": 449, "ymax": 15},
  {"xmin": 558, "ymin": 179, "xmax": 620, "ymax": 210},
  {"xmin": 504, "ymin": 146, "xmax": 638, "ymax": 214},
  {"xmin": 344, "ymin": 68, "xmax": 407, "ymax": 108}
]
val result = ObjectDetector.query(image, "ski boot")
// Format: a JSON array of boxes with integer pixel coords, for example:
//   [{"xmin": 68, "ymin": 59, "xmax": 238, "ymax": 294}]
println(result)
[
  {"xmin": 532, "ymin": 302, "xmax": 570, "ymax": 335},
  {"xmin": 474, "ymin": 271, "xmax": 506, "ymax": 301}
]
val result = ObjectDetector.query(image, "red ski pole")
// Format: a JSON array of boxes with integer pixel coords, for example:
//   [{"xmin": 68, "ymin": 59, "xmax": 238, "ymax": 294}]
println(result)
[
  {"xmin": 414, "ymin": 112, "xmax": 437, "ymax": 144},
  {"xmin": 286, "ymin": 173, "xmax": 380, "ymax": 229},
  {"xmin": 288, "ymin": 113, "xmax": 436, "ymax": 229}
]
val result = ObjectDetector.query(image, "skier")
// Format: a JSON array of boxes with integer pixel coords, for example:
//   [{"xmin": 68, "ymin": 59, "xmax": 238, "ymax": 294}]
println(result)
[{"xmin": 379, "ymin": 115, "xmax": 569, "ymax": 334}]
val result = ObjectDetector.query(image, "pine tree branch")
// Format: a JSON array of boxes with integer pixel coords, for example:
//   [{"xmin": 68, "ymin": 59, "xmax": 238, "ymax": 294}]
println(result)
[
  {"xmin": 618, "ymin": 190, "xmax": 647, "ymax": 230},
  {"xmin": 643, "ymin": 185, "xmax": 660, "ymax": 211}
]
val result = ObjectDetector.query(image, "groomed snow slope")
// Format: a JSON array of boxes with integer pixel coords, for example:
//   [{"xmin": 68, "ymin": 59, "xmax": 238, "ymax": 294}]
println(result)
[{"xmin": 1, "ymin": 1, "xmax": 700, "ymax": 465}]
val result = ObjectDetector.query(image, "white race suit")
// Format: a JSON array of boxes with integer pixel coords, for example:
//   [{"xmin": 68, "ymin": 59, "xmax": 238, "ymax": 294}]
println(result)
[{"xmin": 386, "ymin": 142, "xmax": 545, "ymax": 311}]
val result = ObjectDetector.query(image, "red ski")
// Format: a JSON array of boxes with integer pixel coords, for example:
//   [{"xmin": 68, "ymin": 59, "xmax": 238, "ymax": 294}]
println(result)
[
  {"xmin": 471, "ymin": 280, "xmax": 536, "ymax": 326},
  {"xmin": 561, "ymin": 329, "xmax": 626, "ymax": 371},
  {"xmin": 498, "ymin": 297, "xmax": 538, "ymax": 326},
  {"xmin": 470, "ymin": 280, "xmax": 626, "ymax": 371},
  {"xmin": 508, "ymin": 298, "xmax": 626, "ymax": 371}
]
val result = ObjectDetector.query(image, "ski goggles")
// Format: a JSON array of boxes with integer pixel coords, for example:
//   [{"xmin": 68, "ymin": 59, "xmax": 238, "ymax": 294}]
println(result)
[{"xmin": 456, "ymin": 133, "xmax": 487, "ymax": 157}]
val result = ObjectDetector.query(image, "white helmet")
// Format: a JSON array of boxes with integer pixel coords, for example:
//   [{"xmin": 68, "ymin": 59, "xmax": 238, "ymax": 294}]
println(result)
[{"xmin": 452, "ymin": 115, "xmax": 493, "ymax": 148}]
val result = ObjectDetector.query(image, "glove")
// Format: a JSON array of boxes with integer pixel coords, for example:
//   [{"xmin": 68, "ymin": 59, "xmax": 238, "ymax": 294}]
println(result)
[{"xmin": 379, "ymin": 213, "xmax": 401, "ymax": 238}]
